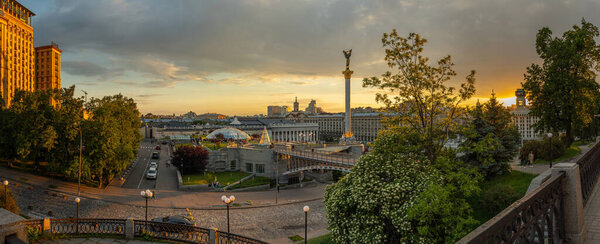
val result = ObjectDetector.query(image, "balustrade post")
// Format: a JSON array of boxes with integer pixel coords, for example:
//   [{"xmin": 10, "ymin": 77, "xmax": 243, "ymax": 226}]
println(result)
[
  {"xmin": 209, "ymin": 228, "xmax": 218, "ymax": 244},
  {"xmin": 552, "ymin": 163, "xmax": 587, "ymax": 243},
  {"xmin": 125, "ymin": 218, "xmax": 134, "ymax": 239},
  {"xmin": 43, "ymin": 218, "xmax": 51, "ymax": 233}
]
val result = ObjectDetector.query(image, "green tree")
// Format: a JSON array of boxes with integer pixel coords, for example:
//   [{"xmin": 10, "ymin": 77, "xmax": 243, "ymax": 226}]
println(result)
[
  {"xmin": 325, "ymin": 132, "xmax": 481, "ymax": 243},
  {"xmin": 460, "ymin": 94, "xmax": 521, "ymax": 179},
  {"xmin": 362, "ymin": 30, "xmax": 476, "ymax": 164},
  {"xmin": 326, "ymin": 31, "xmax": 482, "ymax": 243},
  {"xmin": 84, "ymin": 94, "xmax": 141, "ymax": 187},
  {"xmin": 522, "ymin": 19, "xmax": 600, "ymax": 146}
]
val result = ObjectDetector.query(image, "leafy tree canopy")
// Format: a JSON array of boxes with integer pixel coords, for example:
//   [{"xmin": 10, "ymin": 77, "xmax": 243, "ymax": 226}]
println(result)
[{"xmin": 522, "ymin": 19, "xmax": 600, "ymax": 145}]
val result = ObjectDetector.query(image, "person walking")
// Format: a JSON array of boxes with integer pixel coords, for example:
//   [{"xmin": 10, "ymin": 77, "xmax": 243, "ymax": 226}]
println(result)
[{"xmin": 528, "ymin": 152, "xmax": 535, "ymax": 168}]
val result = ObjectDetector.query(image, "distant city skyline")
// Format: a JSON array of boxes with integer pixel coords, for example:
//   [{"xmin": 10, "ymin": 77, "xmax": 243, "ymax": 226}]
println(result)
[{"xmin": 25, "ymin": 0, "xmax": 600, "ymax": 115}]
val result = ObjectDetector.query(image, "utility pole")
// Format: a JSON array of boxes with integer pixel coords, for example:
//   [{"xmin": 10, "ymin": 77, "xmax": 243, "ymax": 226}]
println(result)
[{"xmin": 78, "ymin": 90, "xmax": 88, "ymax": 197}]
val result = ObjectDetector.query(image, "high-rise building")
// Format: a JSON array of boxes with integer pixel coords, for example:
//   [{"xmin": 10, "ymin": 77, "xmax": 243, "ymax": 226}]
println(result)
[
  {"xmin": 34, "ymin": 43, "xmax": 61, "ymax": 91},
  {"xmin": 0, "ymin": 0, "xmax": 35, "ymax": 108}
]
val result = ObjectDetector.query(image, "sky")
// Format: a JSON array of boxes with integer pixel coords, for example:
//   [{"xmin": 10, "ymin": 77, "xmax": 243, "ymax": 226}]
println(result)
[{"xmin": 24, "ymin": 0, "xmax": 600, "ymax": 116}]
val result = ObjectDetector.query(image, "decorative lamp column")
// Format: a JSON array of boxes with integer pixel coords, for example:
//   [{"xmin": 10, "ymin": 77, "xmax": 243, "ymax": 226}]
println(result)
[
  {"xmin": 303, "ymin": 205, "xmax": 310, "ymax": 244},
  {"xmin": 548, "ymin": 133, "xmax": 553, "ymax": 168},
  {"xmin": 3, "ymin": 180, "xmax": 8, "ymax": 208},
  {"xmin": 75, "ymin": 197, "xmax": 80, "ymax": 234},
  {"xmin": 340, "ymin": 49, "xmax": 356, "ymax": 144},
  {"xmin": 222, "ymin": 195, "xmax": 235, "ymax": 243}
]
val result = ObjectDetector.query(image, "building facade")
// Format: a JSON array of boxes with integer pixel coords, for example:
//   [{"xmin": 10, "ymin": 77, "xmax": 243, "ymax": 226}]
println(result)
[
  {"xmin": 0, "ymin": 0, "xmax": 35, "ymax": 108},
  {"xmin": 34, "ymin": 43, "xmax": 61, "ymax": 91},
  {"xmin": 289, "ymin": 112, "xmax": 384, "ymax": 143},
  {"xmin": 510, "ymin": 89, "xmax": 542, "ymax": 143}
]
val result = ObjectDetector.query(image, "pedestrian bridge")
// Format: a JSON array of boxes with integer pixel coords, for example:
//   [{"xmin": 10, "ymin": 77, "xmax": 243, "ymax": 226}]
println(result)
[
  {"xmin": 273, "ymin": 147, "xmax": 360, "ymax": 175},
  {"xmin": 459, "ymin": 141, "xmax": 600, "ymax": 244}
]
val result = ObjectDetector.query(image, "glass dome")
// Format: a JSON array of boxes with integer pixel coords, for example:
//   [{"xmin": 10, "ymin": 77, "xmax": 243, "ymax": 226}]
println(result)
[{"xmin": 206, "ymin": 127, "xmax": 251, "ymax": 140}]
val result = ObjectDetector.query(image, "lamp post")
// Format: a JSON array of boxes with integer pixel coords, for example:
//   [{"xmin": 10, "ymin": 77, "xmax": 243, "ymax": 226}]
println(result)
[
  {"xmin": 3, "ymin": 180, "xmax": 8, "ymax": 208},
  {"xmin": 78, "ymin": 90, "xmax": 87, "ymax": 197},
  {"xmin": 75, "ymin": 197, "xmax": 80, "ymax": 234},
  {"xmin": 141, "ymin": 189, "xmax": 153, "ymax": 230},
  {"xmin": 222, "ymin": 195, "xmax": 235, "ymax": 242},
  {"xmin": 303, "ymin": 205, "xmax": 310, "ymax": 244},
  {"xmin": 548, "ymin": 133, "xmax": 553, "ymax": 168}
]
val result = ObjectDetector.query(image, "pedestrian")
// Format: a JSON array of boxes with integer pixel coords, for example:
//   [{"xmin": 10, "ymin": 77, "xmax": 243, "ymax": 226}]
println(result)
[{"xmin": 528, "ymin": 152, "xmax": 535, "ymax": 168}]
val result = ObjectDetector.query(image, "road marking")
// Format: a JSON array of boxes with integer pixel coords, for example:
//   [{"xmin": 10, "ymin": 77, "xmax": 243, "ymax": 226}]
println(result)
[{"xmin": 137, "ymin": 154, "xmax": 152, "ymax": 189}]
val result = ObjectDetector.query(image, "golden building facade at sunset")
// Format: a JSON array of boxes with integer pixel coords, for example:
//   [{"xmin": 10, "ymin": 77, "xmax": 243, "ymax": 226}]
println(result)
[
  {"xmin": 34, "ymin": 43, "xmax": 61, "ymax": 91},
  {"xmin": 0, "ymin": 0, "xmax": 35, "ymax": 108}
]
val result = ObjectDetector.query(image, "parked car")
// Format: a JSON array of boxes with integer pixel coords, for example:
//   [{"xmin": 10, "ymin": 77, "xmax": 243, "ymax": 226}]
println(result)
[
  {"xmin": 151, "ymin": 215, "xmax": 195, "ymax": 226},
  {"xmin": 146, "ymin": 168, "xmax": 157, "ymax": 180},
  {"xmin": 150, "ymin": 161, "xmax": 158, "ymax": 168},
  {"xmin": 151, "ymin": 152, "xmax": 159, "ymax": 159},
  {"xmin": 155, "ymin": 145, "xmax": 161, "ymax": 150},
  {"xmin": 161, "ymin": 141, "xmax": 168, "ymax": 145}
]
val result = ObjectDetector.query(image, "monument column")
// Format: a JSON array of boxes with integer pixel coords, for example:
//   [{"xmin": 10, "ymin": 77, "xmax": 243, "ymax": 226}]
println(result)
[{"xmin": 340, "ymin": 49, "xmax": 356, "ymax": 144}]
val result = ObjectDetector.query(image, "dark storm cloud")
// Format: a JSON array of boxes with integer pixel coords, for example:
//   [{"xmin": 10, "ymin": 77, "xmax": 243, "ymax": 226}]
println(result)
[
  {"xmin": 62, "ymin": 60, "xmax": 123, "ymax": 80},
  {"xmin": 30, "ymin": 0, "xmax": 600, "ymax": 92}
]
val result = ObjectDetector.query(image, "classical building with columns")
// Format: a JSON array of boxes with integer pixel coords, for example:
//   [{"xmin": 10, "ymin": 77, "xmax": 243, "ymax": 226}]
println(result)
[
  {"xmin": 230, "ymin": 117, "xmax": 319, "ymax": 143},
  {"xmin": 509, "ymin": 88, "xmax": 542, "ymax": 143},
  {"xmin": 288, "ymin": 112, "xmax": 384, "ymax": 143}
]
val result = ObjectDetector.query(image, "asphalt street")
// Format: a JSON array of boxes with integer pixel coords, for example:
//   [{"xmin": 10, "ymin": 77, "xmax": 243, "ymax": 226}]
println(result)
[{"xmin": 121, "ymin": 140, "xmax": 178, "ymax": 190}]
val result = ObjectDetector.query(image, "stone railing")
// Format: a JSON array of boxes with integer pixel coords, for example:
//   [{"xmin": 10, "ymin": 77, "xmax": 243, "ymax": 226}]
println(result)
[
  {"xmin": 4, "ymin": 217, "xmax": 268, "ymax": 244},
  {"xmin": 458, "ymin": 141, "xmax": 600, "ymax": 244}
]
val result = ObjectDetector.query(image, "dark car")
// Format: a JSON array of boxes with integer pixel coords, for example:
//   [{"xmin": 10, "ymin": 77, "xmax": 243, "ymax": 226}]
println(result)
[
  {"xmin": 161, "ymin": 141, "xmax": 168, "ymax": 145},
  {"xmin": 155, "ymin": 145, "xmax": 161, "ymax": 150},
  {"xmin": 151, "ymin": 152, "xmax": 159, "ymax": 159},
  {"xmin": 151, "ymin": 215, "xmax": 195, "ymax": 225}
]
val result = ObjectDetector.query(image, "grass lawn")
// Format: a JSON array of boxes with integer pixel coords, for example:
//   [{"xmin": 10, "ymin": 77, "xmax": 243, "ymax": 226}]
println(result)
[
  {"xmin": 182, "ymin": 171, "xmax": 250, "ymax": 186},
  {"xmin": 303, "ymin": 233, "xmax": 334, "ymax": 244},
  {"xmin": 469, "ymin": 170, "xmax": 538, "ymax": 223},
  {"xmin": 534, "ymin": 145, "xmax": 581, "ymax": 164},
  {"xmin": 227, "ymin": 176, "xmax": 271, "ymax": 190}
]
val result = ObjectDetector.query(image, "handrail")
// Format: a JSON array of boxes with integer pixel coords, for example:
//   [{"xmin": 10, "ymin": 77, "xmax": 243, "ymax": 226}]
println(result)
[
  {"xmin": 18, "ymin": 218, "xmax": 266, "ymax": 244},
  {"xmin": 457, "ymin": 172, "xmax": 566, "ymax": 243},
  {"xmin": 576, "ymin": 140, "xmax": 600, "ymax": 205}
]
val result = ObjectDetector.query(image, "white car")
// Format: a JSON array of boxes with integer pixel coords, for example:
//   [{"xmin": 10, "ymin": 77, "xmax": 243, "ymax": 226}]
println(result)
[
  {"xmin": 150, "ymin": 161, "xmax": 158, "ymax": 168},
  {"xmin": 146, "ymin": 167, "xmax": 157, "ymax": 180}
]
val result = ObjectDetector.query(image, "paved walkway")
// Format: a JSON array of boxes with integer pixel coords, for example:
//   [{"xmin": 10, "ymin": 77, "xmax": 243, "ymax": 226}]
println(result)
[
  {"xmin": 510, "ymin": 143, "xmax": 595, "ymax": 175},
  {"xmin": 0, "ymin": 166, "xmax": 326, "ymax": 210}
]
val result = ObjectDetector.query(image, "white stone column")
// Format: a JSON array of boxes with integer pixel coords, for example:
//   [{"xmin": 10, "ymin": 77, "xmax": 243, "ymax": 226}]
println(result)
[{"xmin": 552, "ymin": 163, "xmax": 587, "ymax": 243}]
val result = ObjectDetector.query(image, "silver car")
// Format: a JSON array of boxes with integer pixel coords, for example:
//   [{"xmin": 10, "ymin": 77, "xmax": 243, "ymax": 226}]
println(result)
[{"xmin": 146, "ymin": 167, "xmax": 157, "ymax": 179}]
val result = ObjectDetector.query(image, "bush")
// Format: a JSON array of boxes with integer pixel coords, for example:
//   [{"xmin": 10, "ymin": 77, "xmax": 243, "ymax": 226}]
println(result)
[
  {"xmin": 519, "ymin": 135, "xmax": 566, "ymax": 161},
  {"xmin": 481, "ymin": 184, "xmax": 519, "ymax": 218},
  {"xmin": 0, "ymin": 188, "xmax": 20, "ymax": 214}
]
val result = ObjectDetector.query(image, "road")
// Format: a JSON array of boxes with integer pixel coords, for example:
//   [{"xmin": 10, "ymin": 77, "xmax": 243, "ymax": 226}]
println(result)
[{"xmin": 121, "ymin": 140, "xmax": 178, "ymax": 190}]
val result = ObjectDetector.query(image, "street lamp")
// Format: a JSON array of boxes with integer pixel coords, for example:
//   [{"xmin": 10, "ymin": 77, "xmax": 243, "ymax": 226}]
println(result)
[
  {"xmin": 3, "ymin": 180, "xmax": 8, "ymax": 208},
  {"xmin": 141, "ymin": 189, "xmax": 153, "ymax": 229},
  {"xmin": 222, "ymin": 195, "xmax": 235, "ymax": 242},
  {"xmin": 303, "ymin": 205, "xmax": 310, "ymax": 244},
  {"xmin": 548, "ymin": 133, "xmax": 553, "ymax": 168},
  {"xmin": 75, "ymin": 197, "xmax": 80, "ymax": 234}
]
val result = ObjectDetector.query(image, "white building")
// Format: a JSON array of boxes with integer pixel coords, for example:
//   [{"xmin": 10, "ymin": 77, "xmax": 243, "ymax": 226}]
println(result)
[{"xmin": 510, "ymin": 89, "xmax": 542, "ymax": 143}]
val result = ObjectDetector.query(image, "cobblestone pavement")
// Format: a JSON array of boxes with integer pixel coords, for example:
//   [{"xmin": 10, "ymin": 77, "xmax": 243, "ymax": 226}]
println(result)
[{"xmin": 7, "ymin": 177, "xmax": 327, "ymax": 243}]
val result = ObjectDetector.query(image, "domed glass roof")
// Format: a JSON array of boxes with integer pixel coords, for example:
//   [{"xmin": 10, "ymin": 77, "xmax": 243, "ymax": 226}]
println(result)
[{"xmin": 206, "ymin": 127, "xmax": 251, "ymax": 140}]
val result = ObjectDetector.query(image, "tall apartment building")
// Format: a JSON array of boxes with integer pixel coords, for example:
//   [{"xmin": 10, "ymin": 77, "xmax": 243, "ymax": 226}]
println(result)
[
  {"xmin": 0, "ymin": 0, "xmax": 35, "ymax": 108},
  {"xmin": 34, "ymin": 43, "xmax": 61, "ymax": 91}
]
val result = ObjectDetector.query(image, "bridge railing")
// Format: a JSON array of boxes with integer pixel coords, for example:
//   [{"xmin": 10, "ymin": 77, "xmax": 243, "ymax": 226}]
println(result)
[
  {"xmin": 274, "ymin": 148, "xmax": 359, "ymax": 166},
  {"xmin": 19, "ymin": 218, "xmax": 267, "ymax": 244}
]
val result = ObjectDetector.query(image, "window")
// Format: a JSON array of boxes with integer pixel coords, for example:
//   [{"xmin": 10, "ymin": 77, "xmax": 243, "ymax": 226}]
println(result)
[
  {"xmin": 230, "ymin": 160, "xmax": 236, "ymax": 170},
  {"xmin": 256, "ymin": 164, "xmax": 265, "ymax": 174},
  {"xmin": 245, "ymin": 163, "xmax": 252, "ymax": 172}
]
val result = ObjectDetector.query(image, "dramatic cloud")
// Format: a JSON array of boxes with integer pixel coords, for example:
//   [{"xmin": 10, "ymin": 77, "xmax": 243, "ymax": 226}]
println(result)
[{"xmin": 25, "ymin": 0, "xmax": 600, "ymax": 114}]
